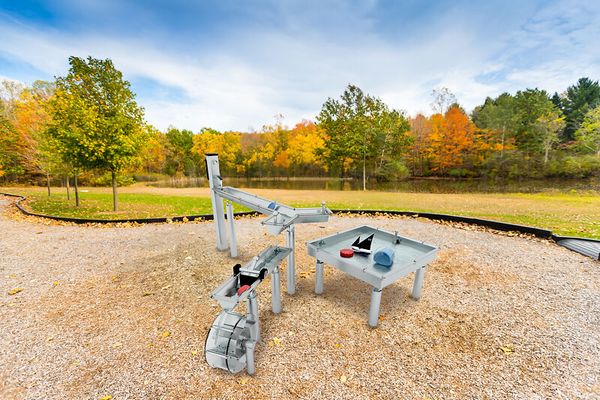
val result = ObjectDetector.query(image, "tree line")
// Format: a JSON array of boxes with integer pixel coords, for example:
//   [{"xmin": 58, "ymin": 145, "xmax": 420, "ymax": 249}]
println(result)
[{"xmin": 1, "ymin": 56, "xmax": 600, "ymax": 208}]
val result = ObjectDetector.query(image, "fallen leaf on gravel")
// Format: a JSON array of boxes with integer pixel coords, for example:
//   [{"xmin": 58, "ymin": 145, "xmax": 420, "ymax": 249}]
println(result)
[
  {"xmin": 161, "ymin": 331, "xmax": 171, "ymax": 339},
  {"xmin": 52, "ymin": 281, "xmax": 59, "ymax": 286},
  {"xmin": 161, "ymin": 285, "xmax": 172, "ymax": 291},
  {"xmin": 142, "ymin": 292, "xmax": 154, "ymax": 297},
  {"xmin": 340, "ymin": 375, "xmax": 347, "ymax": 383},
  {"xmin": 46, "ymin": 336, "xmax": 54, "ymax": 342},
  {"xmin": 182, "ymin": 217, "xmax": 189, "ymax": 223},
  {"xmin": 99, "ymin": 396, "xmax": 112, "ymax": 400},
  {"xmin": 191, "ymin": 350, "xmax": 197, "ymax": 356},
  {"xmin": 272, "ymin": 337, "xmax": 282, "ymax": 346},
  {"xmin": 500, "ymin": 346, "xmax": 513, "ymax": 354},
  {"xmin": 112, "ymin": 342, "xmax": 123, "ymax": 348},
  {"xmin": 111, "ymin": 276, "xmax": 120, "ymax": 282},
  {"xmin": 335, "ymin": 343, "xmax": 341, "ymax": 349},
  {"xmin": 239, "ymin": 378, "xmax": 249, "ymax": 385},
  {"xmin": 8, "ymin": 287, "xmax": 23, "ymax": 295}
]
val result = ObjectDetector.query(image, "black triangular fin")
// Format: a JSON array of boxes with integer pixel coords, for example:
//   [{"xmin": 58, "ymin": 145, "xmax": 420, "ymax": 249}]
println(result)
[
  {"xmin": 351, "ymin": 236, "xmax": 361, "ymax": 247},
  {"xmin": 358, "ymin": 233, "xmax": 374, "ymax": 250}
]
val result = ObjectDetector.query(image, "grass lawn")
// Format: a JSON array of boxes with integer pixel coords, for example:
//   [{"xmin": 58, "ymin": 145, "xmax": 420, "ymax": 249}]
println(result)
[{"xmin": 2, "ymin": 184, "xmax": 599, "ymax": 238}]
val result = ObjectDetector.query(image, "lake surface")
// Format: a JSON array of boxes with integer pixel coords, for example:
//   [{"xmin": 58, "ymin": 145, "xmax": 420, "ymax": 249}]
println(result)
[{"xmin": 150, "ymin": 176, "xmax": 600, "ymax": 194}]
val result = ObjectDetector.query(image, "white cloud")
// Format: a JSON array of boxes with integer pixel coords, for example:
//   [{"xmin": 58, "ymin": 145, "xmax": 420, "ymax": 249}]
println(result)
[{"xmin": 0, "ymin": 1, "xmax": 599, "ymax": 131}]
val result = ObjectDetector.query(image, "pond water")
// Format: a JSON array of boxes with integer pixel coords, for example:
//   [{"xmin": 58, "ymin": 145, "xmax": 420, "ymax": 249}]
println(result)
[{"xmin": 149, "ymin": 176, "xmax": 600, "ymax": 194}]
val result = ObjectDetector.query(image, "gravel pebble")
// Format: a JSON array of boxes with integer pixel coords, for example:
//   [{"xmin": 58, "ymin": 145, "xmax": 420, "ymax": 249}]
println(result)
[{"xmin": 0, "ymin": 197, "xmax": 599, "ymax": 399}]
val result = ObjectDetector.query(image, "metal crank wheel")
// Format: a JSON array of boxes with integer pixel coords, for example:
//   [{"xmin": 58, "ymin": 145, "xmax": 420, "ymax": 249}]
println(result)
[{"xmin": 204, "ymin": 311, "xmax": 250, "ymax": 373}]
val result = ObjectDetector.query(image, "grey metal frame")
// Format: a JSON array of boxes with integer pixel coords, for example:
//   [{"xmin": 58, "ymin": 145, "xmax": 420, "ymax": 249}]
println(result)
[
  {"xmin": 307, "ymin": 225, "xmax": 438, "ymax": 327},
  {"xmin": 205, "ymin": 154, "xmax": 331, "ymax": 294}
]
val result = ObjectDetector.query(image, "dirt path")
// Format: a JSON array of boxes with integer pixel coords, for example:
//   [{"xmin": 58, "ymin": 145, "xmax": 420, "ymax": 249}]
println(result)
[{"xmin": 0, "ymin": 196, "xmax": 599, "ymax": 399}]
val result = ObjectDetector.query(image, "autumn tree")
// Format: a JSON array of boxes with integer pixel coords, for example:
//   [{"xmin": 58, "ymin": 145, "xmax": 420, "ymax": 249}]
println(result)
[
  {"xmin": 407, "ymin": 114, "xmax": 431, "ymax": 176},
  {"xmin": 287, "ymin": 121, "xmax": 326, "ymax": 175},
  {"xmin": 513, "ymin": 89, "xmax": 560, "ymax": 155},
  {"xmin": 164, "ymin": 127, "xmax": 201, "ymax": 176},
  {"xmin": 560, "ymin": 77, "xmax": 600, "ymax": 142},
  {"xmin": 47, "ymin": 56, "xmax": 146, "ymax": 211},
  {"xmin": 576, "ymin": 105, "xmax": 600, "ymax": 157},
  {"xmin": 534, "ymin": 110, "xmax": 566, "ymax": 164},
  {"xmin": 427, "ymin": 105, "xmax": 475, "ymax": 174},
  {"xmin": 139, "ymin": 126, "xmax": 168, "ymax": 173},
  {"xmin": 0, "ymin": 113, "xmax": 22, "ymax": 180},
  {"xmin": 317, "ymin": 85, "xmax": 411, "ymax": 188},
  {"xmin": 192, "ymin": 128, "xmax": 243, "ymax": 176},
  {"xmin": 472, "ymin": 93, "xmax": 518, "ymax": 158},
  {"xmin": 430, "ymin": 87, "xmax": 457, "ymax": 114},
  {"xmin": 13, "ymin": 81, "xmax": 59, "ymax": 196}
]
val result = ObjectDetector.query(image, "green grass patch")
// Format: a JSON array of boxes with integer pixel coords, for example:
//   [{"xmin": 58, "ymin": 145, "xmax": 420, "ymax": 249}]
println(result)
[{"xmin": 2, "ymin": 186, "xmax": 599, "ymax": 238}]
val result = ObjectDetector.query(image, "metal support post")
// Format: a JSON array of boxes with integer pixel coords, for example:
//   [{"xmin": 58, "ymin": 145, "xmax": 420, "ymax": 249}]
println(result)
[
  {"xmin": 226, "ymin": 201, "xmax": 237, "ymax": 258},
  {"xmin": 368, "ymin": 288, "xmax": 382, "ymax": 328},
  {"xmin": 315, "ymin": 260, "xmax": 324, "ymax": 294},
  {"xmin": 247, "ymin": 291, "xmax": 260, "ymax": 342},
  {"xmin": 246, "ymin": 341, "xmax": 256, "ymax": 375},
  {"xmin": 286, "ymin": 225, "xmax": 296, "ymax": 295},
  {"xmin": 205, "ymin": 154, "xmax": 227, "ymax": 251},
  {"xmin": 412, "ymin": 267, "xmax": 426, "ymax": 299},
  {"xmin": 271, "ymin": 267, "xmax": 281, "ymax": 314}
]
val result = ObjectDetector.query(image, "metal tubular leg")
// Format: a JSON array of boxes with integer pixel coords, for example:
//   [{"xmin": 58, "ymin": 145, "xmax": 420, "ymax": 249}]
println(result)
[
  {"xmin": 246, "ymin": 341, "xmax": 256, "ymax": 375},
  {"xmin": 247, "ymin": 291, "xmax": 260, "ymax": 342},
  {"xmin": 368, "ymin": 288, "xmax": 382, "ymax": 328},
  {"xmin": 412, "ymin": 267, "xmax": 426, "ymax": 300},
  {"xmin": 286, "ymin": 226, "xmax": 296, "ymax": 295},
  {"xmin": 271, "ymin": 267, "xmax": 281, "ymax": 314},
  {"xmin": 211, "ymin": 194, "xmax": 228, "ymax": 250},
  {"xmin": 226, "ymin": 201, "xmax": 237, "ymax": 258},
  {"xmin": 315, "ymin": 261, "xmax": 324, "ymax": 294}
]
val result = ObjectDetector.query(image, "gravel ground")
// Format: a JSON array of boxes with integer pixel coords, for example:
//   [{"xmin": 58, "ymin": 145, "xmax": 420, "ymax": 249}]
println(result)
[{"xmin": 0, "ymin": 196, "xmax": 599, "ymax": 400}]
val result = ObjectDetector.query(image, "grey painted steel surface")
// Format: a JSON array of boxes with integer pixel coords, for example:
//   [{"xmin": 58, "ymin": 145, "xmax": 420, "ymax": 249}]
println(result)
[
  {"xmin": 205, "ymin": 154, "xmax": 332, "ymax": 294},
  {"xmin": 286, "ymin": 225, "xmax": 296, "ymax": 295},
  {"xmin": 226, "ymin": 201, "xmax": 237, "ymax": 258},
  {"xmin": 205, "ymin": 155, "xmax": 228, "ymax": 250},
  {"xmin": 368, "ymin": 288, "xmax": 383, "ymax": 328},
  {"xmin": 205, "ymin": 245, "xmax": 290, "ymax": 375},
  {"xmin": 307, "ymin": 225, "xmax": 438, "ymax": 327}
]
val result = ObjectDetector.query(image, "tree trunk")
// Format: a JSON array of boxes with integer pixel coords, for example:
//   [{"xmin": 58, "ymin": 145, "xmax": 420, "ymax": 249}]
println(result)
[
  {"xmin": 65, "ymin": 176, "xmax": 70, "ymax": 200},
  {"xmin": 362, "ymin": 155, "xmax": 366, "ymax": 191},
  {"xmin": 111, "ymin": 170, "xmax": 118, "ymax": 211},
  {"xmin": 501, "ymin": 124, "xmax": 505, "ymax": 159},
  {"xmin": 74, "ymin": 174, "xmax": 80, "ymax": 207},
  {"xmin": 544, "ymin": 146, "xmax": 550, "ymax": 164},
  {"xmin": 47, "ymin": 173, "xmax": 51, "ymax": 197}
]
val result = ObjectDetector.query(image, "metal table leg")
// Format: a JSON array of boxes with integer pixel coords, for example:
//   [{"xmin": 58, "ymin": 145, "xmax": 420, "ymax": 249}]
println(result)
[
  {"xmin": 315, "ymin": 260, "xmax": 324, "ymax": 294},
  {"xmin": 412, "ymin": 267, "xmax": 426, "ymax": 299},
  {"xmin": 246, "ymin": 341, "xmax": 256, "ymax": 375},
  {"xmin": 247, "ymin": 291, "xmax": 260, "ymax": 341},
  {"xmin": 286, "ymin": 225, "xmax": 296, "ymax": 295},
  {"xmin": 272, "ymin": 267, "xmax": 281, "ymax": 314},
  {"xmin": 226, "ymin": 201, "xmax": 237, "ymax": 258},
  {"xmin": 368, "ymin": 288, "xmax": 382, "ymax": 328}
]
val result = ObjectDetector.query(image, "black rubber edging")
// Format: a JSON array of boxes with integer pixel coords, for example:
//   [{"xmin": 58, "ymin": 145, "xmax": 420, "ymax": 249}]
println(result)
[
  {"xmin": 0, "ymin": 191, "xmax": 583, "ymax": 240},
  {"xmin": 0, "ymin": 192, "xmax": 260, "ymax": 224}
]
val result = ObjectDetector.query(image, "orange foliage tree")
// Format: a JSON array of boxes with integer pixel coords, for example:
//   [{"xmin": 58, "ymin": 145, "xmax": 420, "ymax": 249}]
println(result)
[{"xmin": 426, "ymin": 106, "xmax": 475, "ymax": 175}]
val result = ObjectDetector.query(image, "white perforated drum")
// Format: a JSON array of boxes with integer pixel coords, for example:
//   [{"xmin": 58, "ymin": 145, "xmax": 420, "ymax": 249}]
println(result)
[{"xmin": 204, "ymin": 311, "xmax": 250, "ymax": 373}]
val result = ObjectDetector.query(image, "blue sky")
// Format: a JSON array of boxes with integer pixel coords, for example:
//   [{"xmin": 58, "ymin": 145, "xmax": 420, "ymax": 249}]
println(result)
[{"xmin": 0, "ymin": 0, "xmax": 599, "ymax": 131}]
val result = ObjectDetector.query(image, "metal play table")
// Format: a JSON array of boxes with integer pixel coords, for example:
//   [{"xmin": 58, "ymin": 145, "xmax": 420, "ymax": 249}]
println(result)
[{"xmin": 306, "ymin": 225, "xmax": 438, "ymax": 327}]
